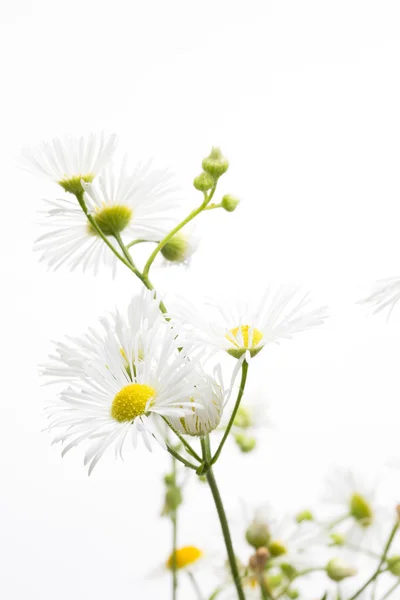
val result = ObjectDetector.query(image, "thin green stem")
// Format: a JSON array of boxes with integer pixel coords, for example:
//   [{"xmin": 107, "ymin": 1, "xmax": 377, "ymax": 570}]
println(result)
[
  {"xmin": 187, "ymin": 571, "xmax": 204, "ymax": 600},
  {"xmin": 327, "ymin": 514, "xmax": 350, "ymax": 530},
  {"xmin": 162, "ymin": 416, "xmax": 202, "ymax": 463},
  {"xmin": 348, "ymin": 522, "xmax": 399, "ymax": 600},
  {"xmin": 166, "ymin": 445, "xmax": 199, "ymax": 471},
  {"xmin": 126, "ymin": 239, "xmax": 153, "ymax": 249},
  {"xmin": 345, "ymin": 544, "xmax": 381, "ymax": 560},
  {"xmin": 201, "ymin": 437, "xmax": 246, "ymax": 600},
  {"xmin": 142, "ymin": 186, "xmax": 216, "ymax": 278},
  {"xmin": 204, "ymin": 203, "xmax": 222, "ymax": 211},
  {"xmin": 171, "ymin": 454, "xmax": 178, "ymax": 600},
  {"xmin": 211, "ymin": 361, "xmax": 248, "ymax": 464}
]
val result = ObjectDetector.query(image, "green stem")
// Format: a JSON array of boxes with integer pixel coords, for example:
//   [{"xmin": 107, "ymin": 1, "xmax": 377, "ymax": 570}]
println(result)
[
  {"xmin": 162, "ymin": 416, "xmax": 202, "ymax": 463},
  {"xmin": 187, "ymin": 571, "xmax": 204, "ymax": 600},
  {"xmin": 171, "ymin": 454, "xmax": 178, "ymax": 600},
  {"xmin": 126, "ymin": 239, "xmax": 153, "ymax": 248},
  {"xmin": 211, "ymin": 361, "xmax": 249, "ymax": 464},
  {"xmin": 142, "ymin": 186, "xmax": 216, "ymax": 278},
  {"xmin": 201, "ymin": 438, "xmax": 246, "ymax": 600},
  {"xmin": 166, "ymin": 445, "xmax": 199, "ymax": 470},
  {"xmin": 259, "ymin": 578, "xmax": 270, "ymax": 600},
  {"xmin": 348, "ymin": 522, "xmax": 399, "ymax": 600}
]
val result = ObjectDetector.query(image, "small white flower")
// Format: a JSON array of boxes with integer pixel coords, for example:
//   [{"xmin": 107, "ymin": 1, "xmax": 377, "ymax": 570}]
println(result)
[
  {"xmin": 35, "ymin": 159, "xmax": 180, "ymax": 275},
  {"xmin": 22, "ymin": 132, "xmax": 117, "ymax": 192},
  {"xmin": 44, "ymin": 313, "xmax": 204, "ymax": 474},
  {"xmin": 167, "ymin": 366, "xmax": 227, "ymax": 437},
  {"xmin": 170, "ymin": 286, "xmax": 328, "ymax": 361},
  {"xmin": 322, "ymin": 468, "xmax": 390, "ymax": 559},
  {"xmin": 360, "ymin": 277, "xmax": 400, "ymax": 320}
]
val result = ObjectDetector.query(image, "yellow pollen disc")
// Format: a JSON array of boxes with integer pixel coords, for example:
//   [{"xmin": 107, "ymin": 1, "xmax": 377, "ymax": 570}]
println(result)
[
  {"xmin": 111, "ymin": 383, "xmax": 155, "ymax": 423},
  {"xmin": 166, "ymin": 546, "xmax": 203, "ymax": 570},
  {"xmin": 226, "ymin": 325, "xmax": 264, "ymax": 349}
]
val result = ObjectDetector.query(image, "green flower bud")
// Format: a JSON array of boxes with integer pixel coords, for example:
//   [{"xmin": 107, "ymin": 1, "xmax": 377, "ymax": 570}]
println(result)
[
  {"xmin": 269, "ymin": 540, "xmax": 287, "ymax": 557},
  {"xmin": 280, "ymin": 563, "xmax": 297, "ymax": 580},
  {"xmin": 164, "ymin": 473, "xmax": 175, "ymax": 486},
  {"xmin": 234, "ymin": 433, "xmax": 256, "ymax": 453},
  {"xmin": 287, "ymin": 590, "xmax": 299, "ymax": 599},
  {"xmin": 295, "ymin": 510, "xmax": 313, "ymax": 523},
  {"xmin": 165, "ymin": 486, "xmax": 182, "ymax": 512},
  {"xmin": 387, "ymin": 556, "xmax": 400, "ymax": 576},
  {"xmin": 246, "ymin": 521, "xmax": 271, "ymax": 549},
  {"xmin": 330, "ymin": 532, "xmax": 346, "ymax": 546},
  {"xmin": 221, "ymin": 194, "xmax": 240, "ymax": 212},
  {"xmin": 161, "ymin": 233, "xmax": 190, "ymax": 263},
  {"xmin": 266, "ymin": 573, "xmax": 283, "ymax": 589},
  {"xmin": 233, "ymin": 406, "xmax": 253, "ymax": 429},
  {"xmin": 326, "ymin": 558, "xmax": 357, "ymax": 582},
  {"xmin": 193, "ymin": 171, "xmax": 215, "ymax": 191},
  {"xmin": 202, "ymin": 147, "xmax": 229, "ymax": 178},
  {"xmin": 349, "ymin": 493, "xmax": 373, "ymax": 527}
]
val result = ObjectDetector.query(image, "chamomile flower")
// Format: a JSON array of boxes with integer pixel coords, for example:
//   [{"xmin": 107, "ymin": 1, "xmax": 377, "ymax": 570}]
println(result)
[
  {"xmin": 360, "ymin": 277, "xmax": 400, "ymax": 320},
  {"xmin": 43, "ymin": 289, "xmax": 164, "ymax": 382},
  {"xmin": 166, "ymin": 366, "xmax": 227, "ymax": 437},
  {"xmin": 45, "ymin": 317, "xmax": 204, "ymax": 474},
  {"xmin": 164, "ymin": 546, "xmax": 205, "ymax": 572},
  {"xmin": 22, "ymin": 132, "xmax": 117, "ymax": 193},
  {"xmin": 171, "ymin": 286, "xmax": 328, "ymax": 361},
  {"xmin": 35, "ymin": 159, "xmax": 180, "ymax": 275}
]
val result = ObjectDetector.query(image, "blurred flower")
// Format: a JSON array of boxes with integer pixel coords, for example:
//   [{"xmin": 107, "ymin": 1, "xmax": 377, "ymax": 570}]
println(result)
[
  {"xmin": 359, "ymin": 277, "xmax": 400, "ymax": 320},
  {"xmin": 22, "ymin": 132, "xmax": 117, "ymax": 193}
]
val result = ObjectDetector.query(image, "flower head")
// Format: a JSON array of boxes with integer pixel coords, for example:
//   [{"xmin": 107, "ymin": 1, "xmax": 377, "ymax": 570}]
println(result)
[
  {"xmin": 22, "ymin": 133, "xmax": 117, "ymax": 193},
  {"xmin": 171, "ymin": 286, "xmax": 328, "ymax": 362},
  {"xmin": 44, "ymin": 299, "xmax": 204, "ymax": 473},
  {"xmin": 35, "ymin": 158, "xmax": 179, "ymax": 275}
]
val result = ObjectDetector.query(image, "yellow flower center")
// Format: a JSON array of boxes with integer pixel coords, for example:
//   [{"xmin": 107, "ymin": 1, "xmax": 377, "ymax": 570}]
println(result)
[
  {"xmin": 166, "ymin": 546, "xmax": 203, "ymax": 570},
  {"xmin": 349, "ymin": 493, "xmax": 373, "ymax": 527},
  {"xmin": 88, "ymin": 205, "xmax": 133, "ymax": 236},
  {"xmin": 226, "ymin": 325, "xmax": 264, "ymax": 359},
  {"xmin": 111, "ymin": 383, "xmax": 155, "ymax": 422},
  {"xmin": 58, "ymin": 173, "xmax": 95, "ymax": 195}
]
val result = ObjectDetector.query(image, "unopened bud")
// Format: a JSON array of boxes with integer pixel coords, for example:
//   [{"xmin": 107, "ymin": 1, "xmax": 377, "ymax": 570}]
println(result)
[
  {"xmin": 161, "ymin": 233, "xmax": 191, "ymax": 263},
  {"xmin": 287, "ymin": 590, "xmax": 299, "ymax": 599},
  {"xmin": 164, "ymin": 473, "xmax": 175, "ymax": 486},
  {"xmin": 221, "ymin": 194, "xmax": 240, "ymax": 212},
  {"xmin": 249, "ymin": 547, "xmax": 270, "ymax": 572},
  {"xmin": 202, "ymin": 147, "xmax": 229, "ymax": 178},
  {"xmin": 235, "ymin": 433, "xmax": 256, "ymax": 453},
  {"xmin": 349, "ymin": 493, "xmax": 373, "ymax": 526},
  {"xmin": 165, "ymin": 486, "xmax": 182, "ymax": 512},
  {"xmin": 269, "ymin": 540, "xmax": 287, "ymax": 557},
  {"xmin": 233, "ymin": 406, "xmax": 253, "ymax": 429},
  {"xmin": 246, "ymin": 521, "xmax": 271, "ymax": 549},
  {"xmin": 295, "ymin": 510, "xmax": 313, "ymax": 523},
  {"xmin": 193, "ymin": 171, "xmax": 215, "ymax": 191},
  {"xmin": 280, "ymin": 563, "xmax": 297, "ymax": 580},
  {"xmin": 330, "ymin": 532, "xmax": 346, "ymax": 546},
  {"xmin": 266, "ymin": 573, "xmax": 283, "ymax": 588},
  {"xmin": 387, "ymin": 556, "xmax": 400, "ymax": 576},
  {"xmin": 326, "ymin": 558, "xmax": 357, "ymax": 582}
]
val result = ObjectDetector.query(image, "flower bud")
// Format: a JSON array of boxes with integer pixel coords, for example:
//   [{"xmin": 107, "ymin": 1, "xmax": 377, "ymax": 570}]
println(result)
[
  {"xmin": 246, "ymin": 521, "xmax": 271, "ymax": 549},
  {"xmin": 326, "ymin": 558, "xmax": 357, "ymax": 582},
  {"xmin": 165, "ymin": 486, "xmax": 182, "ymax": 511},
  {"xmin": 295, "ymin": 510, "xmax": 313, "ymax": 523},
  {"xmin": 221, "ymin": 194, "xmax": 240, "ymax": 212},
  {"xmin": 287, "ymin": 590, "xmax": 299, "ymax": 599},
  {"xmin": 280, "ymin": 563, "xmax": 297, "ymax": 580},
  {"xmin": 202, "ymin": 147, "xmax": 229, "ymax": 178},
  {"xmin": 349, "ymin": 493, "xmax": 373, "ymax": 526},
  {"xmin": 164, "ymin": 473, "xmax": 175, "ymax": 486},
  {"xmin": 330, "ymin": 532, "xmax": 346, "ymax": 546},
  {"xmin": 266, "ymin": 573, "xmax": 283, "ymax": 588},
  {"xmin": 193, "ymin": 171, "xmax": 215, "ymax": 191},
  {"xmin": 249, "ymin": 547, "xmax": 270, "ymax": 572},
  {"xmin": 161, "ymin": 233, "xmax": 191, "ymax": 263},
  {"xmin": 387, "ymin": 556, "xmax": 400, "ymax": 576},
  {"xmin": 269, "ymin": 540, "xmax": 287, "ymax": 557},
  {"xmin": 233, "ymin": 406, "xmax": 253, "ymax": 429},
  {"xmin": 234, "ymin": 433, "xmax": 256, "ymax": 453}
]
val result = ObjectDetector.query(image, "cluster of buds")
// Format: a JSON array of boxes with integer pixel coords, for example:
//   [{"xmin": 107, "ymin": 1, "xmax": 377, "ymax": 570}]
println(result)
[{"xmin": 193, "ymin": 147, "xmax": 240, "ymax": 212}]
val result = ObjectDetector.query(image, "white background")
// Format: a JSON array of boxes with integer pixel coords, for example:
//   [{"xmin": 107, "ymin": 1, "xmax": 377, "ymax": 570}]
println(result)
[{"xmin": 1, "ymin": 1, "xmax": 400, "ymax": 598}]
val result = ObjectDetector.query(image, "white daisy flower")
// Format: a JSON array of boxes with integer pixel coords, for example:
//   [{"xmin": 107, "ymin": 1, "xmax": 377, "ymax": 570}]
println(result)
[
  {"xmin": 22, "ymin": 132, "xmax": 117, "ymax": 193},
  {"xmin": 170, "ymin": 286, "xmax": 328, "ymax": 361},
  {"xmin": 360, "ymin": 277, "xmax": 400, "ymax": 320},
  {"xmin": 35, "ymin": 159, "xmax": 180, "ymax": 275},
  {"xmin": 166, "ymin": 366, "xmax": 227, "ymax": 437},
  {"xmin": 322, "ymin": 468, "xmax": 390, "ymax": 559},
  {"xmin": 43, "ymin": 290, "xmax": 164, "ymax": 383},
  {"xmin": 44, "ymin": 317, "xmax": 204, "ymax": 474}
]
